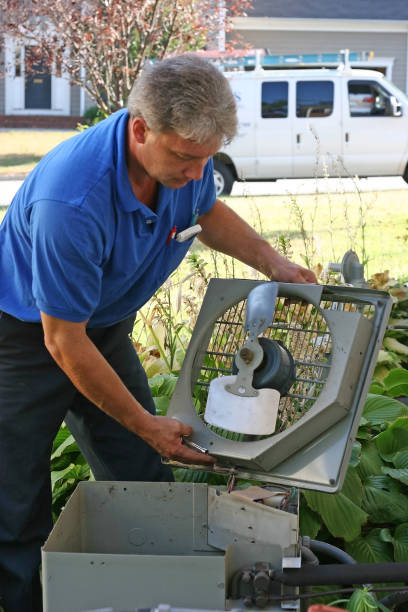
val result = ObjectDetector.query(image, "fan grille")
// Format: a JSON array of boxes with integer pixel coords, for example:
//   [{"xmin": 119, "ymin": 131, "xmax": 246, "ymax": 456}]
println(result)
[{"xmin": 193, "ymin": 293, "xmax": 375, "ymax": 438}]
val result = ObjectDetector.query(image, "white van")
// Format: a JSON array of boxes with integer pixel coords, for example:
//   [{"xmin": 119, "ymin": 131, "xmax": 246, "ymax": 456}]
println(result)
[{"xmin": 213, "ymin": 53, "xmax": 408, "ymax": 195}]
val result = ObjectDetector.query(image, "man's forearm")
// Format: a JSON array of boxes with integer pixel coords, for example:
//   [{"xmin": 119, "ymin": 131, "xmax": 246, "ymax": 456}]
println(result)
[
  {"xmin": 40, "ymin": 313, "xmax": 215, "ymax": 465},
  {"xmin": 42, "ymin": 317, "xmax": 153, "ymax": 434},
  {"xmin": 198, "ymin": 199, "xmax": 316, "ymax": 284},
  {"xmin": 198, "ymin": 199, "xmax": 270, "ymax": 272}
]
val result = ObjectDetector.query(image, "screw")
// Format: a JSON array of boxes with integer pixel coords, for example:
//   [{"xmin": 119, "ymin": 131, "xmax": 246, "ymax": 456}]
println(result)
[{"xmin": 240, "ymin": 347, "xmax": 254, "ymax": 363}]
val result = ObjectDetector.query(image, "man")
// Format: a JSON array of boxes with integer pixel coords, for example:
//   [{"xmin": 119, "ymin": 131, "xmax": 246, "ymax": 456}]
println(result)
[{"xmin": 0, "ymin": 54, "xmax": 316, "ymax": 611}]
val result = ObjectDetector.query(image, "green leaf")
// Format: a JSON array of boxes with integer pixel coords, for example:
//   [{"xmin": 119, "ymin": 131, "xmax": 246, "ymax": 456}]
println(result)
[
  {"xmin": 341, "ymin": 466, "xmax": 363, "ymax": 507},
  {"xmin": 299, "ymin": 496, "xmax": 322, "ymax": 539},
  {"xmin": 357, "ymin": 428, "xmax": 375, "ymax": 440},
  {"xmin": 350, "ymin": 441, "xmax": 361, "ymax": 467},
  {"xmin": 379, "ymin": 524, "xmax": 408, "ymax": 562},
  {"xmin": 148, "ymin": 373, "xmax": 178, "ymax": 397},
  {"xmin": 368, "ymin": 381, "xmax": 385, "ymax": 395},
  {"xmin": 378, "ymin": 452, "xmax": 408, "ymax": 487},
  {"xmin": 362, "ymin": 477, "xmax": 408, "ymax": 523},
  {"xmin": 303, "ymin": 489, "xmax": 367, "ymax": 542},
  {"xmin": 376, "ymin": 349, "xmax": 395, "ymax": 364},
  {"xmin": 385, "ymin": 384, "xmax": 408, "ymax": 397},
  {"xmin": 380, "ymin": 527, "xmax": 393, "ymax": 543},
  {"xmin": 365, "ymin": 474, "xmax": 404, "ymax": 493},
  {"xmin": 347, "ymin": 587, "xmax": 381, "ymax": 612},
  {"xmin": 345, "ymin": 529, "xmax": 394, "ymax": 564},
  {"xmin": 356, "ymin": 441, "xmax": 383, "ymax": 480},
  {"xmin": 375, "ymin": 417, "xmax": 408, "ymax": 461},
  {"xmin": 394, "ymin": 449, "xmax": 408, "ymax": 468},
  {"xmin": 51, "ymin": 434, "xmax": 77, "ymax": 460},
  {"xmin": 363, "ymin": 394, "xmax": 408, "ymax": 425},
  {"xmin": 51, "ymin": 464, "xmax": 75, "ymax": 487},
  {"xmin": 384, "ymin": 337, "xmax": 408, "ymax": 356},
  {"xmin": 153, "ymin": 395, "xmax": 170, "ymax": 415},
  {"xmin": 383, "ymin": 367, "xmax": 408, "ymax": 389},
  {"xmin": 52, "ymin": 424, "xmax": 72, "ymax": 452},
  {"xmin": 394, "ymin": 523, "xmax": 408, "ymax": 561},
  {"xmin": 381, "ymin": 465, "xmax": 408, "ymax": 485}
]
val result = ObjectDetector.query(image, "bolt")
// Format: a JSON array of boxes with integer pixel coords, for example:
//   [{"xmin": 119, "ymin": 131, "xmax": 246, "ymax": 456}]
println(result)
[
  {"xmin": 242, "ymin": 570, "xmax": 252, "ymax": 584},
  {"xmin": 240, "ymin": 347, "xmax": 254, "ymax": 364},
  {"xmin": 255, "ymin": 593, "xmax": 269, "ymax": 608}
]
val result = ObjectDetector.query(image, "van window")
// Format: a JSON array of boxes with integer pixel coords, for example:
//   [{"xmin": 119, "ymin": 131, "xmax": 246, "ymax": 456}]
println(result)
[
  {"xmin": 348, "ymin": 80, "xmax": 399, "ymax": 116},
  {"xmin": 261, "ymin": 82, "xmax": 288, "ymax": 118},
  {"xmin": 296, "ymin": 81, "xmax": 334, "ymax": 118}
]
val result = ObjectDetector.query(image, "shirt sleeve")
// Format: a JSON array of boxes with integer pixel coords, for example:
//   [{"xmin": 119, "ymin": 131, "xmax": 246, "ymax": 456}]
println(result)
[{"xmin": 29, "ymin": 199, "xmax": 105, "ymax": 322}]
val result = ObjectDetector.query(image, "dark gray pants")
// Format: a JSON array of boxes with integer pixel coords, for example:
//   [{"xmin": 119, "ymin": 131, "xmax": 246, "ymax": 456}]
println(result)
[{"xmin": 0, "ymin": 311, "xmax": 172, "ymax": 612}]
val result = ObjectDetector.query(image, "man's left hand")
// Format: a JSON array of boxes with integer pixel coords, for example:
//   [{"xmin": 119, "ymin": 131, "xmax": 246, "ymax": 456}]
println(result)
[{"xmin": 264, "ymin": 255, "xmax": 317, "ymax": 284}]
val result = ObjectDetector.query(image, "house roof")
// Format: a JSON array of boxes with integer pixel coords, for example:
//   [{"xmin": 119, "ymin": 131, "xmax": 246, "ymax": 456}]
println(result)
[{"xmin": 247, "ymin": 0, "xmax": 408, "ymax": 20}]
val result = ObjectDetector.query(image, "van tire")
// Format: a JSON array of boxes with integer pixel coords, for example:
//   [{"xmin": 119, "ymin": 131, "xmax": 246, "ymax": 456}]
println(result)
[
  {"xmin": 403, "ymin": 164, "xmax": 408, "ymax": 184},
  {"xmin": 213, "ymin": 159, "xmax": 234, "ymax": 196}
]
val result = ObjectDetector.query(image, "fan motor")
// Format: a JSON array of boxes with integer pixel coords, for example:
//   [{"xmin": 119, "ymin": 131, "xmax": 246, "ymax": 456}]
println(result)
[{"xmin": 233, "ymin": 337, "xmax": 296, "ymax": 396}]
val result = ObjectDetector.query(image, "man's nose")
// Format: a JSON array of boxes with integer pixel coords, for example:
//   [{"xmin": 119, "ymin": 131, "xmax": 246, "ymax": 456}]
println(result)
[{"xmin": 184, "ymin": 159, "xmax": 207, "ymax": 181}]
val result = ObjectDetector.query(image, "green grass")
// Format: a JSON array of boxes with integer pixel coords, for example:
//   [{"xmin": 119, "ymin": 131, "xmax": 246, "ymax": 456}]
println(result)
[
  {"xmin": 0, "ymin": 130, "xmax": 77, "ymax": 176},
  {"xmin": 210, "ymin": 189, "xmax": 408, "ymax": 281}
]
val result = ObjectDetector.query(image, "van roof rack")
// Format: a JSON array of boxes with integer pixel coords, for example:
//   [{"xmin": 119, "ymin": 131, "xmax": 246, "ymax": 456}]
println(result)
[{"xmin": 205, "ymin": 49, "xmax": 374, "ymax": 72}]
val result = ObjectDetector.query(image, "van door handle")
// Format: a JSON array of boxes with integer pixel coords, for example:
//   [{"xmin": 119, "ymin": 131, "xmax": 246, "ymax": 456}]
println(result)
[
  {"xmin": 296, "ymin": 134, "xmax": 301, "ymax": 144},
  {"xmin": 345, "ymin": 132, "xmax": 349, "ymax": 143}
]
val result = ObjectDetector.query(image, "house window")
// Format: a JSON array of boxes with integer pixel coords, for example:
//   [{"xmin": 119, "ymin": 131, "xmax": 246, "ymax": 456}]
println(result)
[
  {"xmin": 296, "ymin": 81, "xmax": 334, "ymax": 118},
  {"xmin": 15, "ymin": 46, "xmax": 22, "ymax": 77},
  {"xmin": 261, "ymin": 82, "xmax": 288, "ymax": 118}
]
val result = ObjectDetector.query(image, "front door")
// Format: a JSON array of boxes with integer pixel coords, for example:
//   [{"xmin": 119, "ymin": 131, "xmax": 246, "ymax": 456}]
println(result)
[{"xmin": 25, "ymin": 47, "xmax": 51, "ymax": 109}]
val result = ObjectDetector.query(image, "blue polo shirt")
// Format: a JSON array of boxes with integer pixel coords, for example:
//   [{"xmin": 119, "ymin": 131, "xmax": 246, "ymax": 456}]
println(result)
[{"xmin": 0, "ymin": 110, "xmax": 216, "ymax": 327}]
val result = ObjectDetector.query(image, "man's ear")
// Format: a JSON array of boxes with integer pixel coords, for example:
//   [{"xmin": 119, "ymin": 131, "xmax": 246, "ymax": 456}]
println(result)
[{"xmin": 131, "ymin": 117, "xmax": 148, "ymax": 144}]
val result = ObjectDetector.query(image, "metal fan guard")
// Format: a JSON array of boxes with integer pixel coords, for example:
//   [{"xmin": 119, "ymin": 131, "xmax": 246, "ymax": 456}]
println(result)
[{"xmin": 193, "ymin": 295, "xmax": 336, "ymax": 439}]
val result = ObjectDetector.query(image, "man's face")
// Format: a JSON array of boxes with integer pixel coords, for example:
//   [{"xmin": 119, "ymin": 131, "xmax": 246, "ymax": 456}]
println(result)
[{"xmin": 139, "ymin": 125, "xmax": 222, "ymax": 189}]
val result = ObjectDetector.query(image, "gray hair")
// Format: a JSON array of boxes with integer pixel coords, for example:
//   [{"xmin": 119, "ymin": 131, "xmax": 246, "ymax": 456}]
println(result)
[{"xmin": 127, "ymin": 54, "xmax": 237, "ymax": 145}]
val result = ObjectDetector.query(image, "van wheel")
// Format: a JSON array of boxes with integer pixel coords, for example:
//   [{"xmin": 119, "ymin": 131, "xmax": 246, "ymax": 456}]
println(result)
[
  {"xmin": 213, "ymin": 159, "xmax": 234, "ymax": 196},
  {"xmin": 403, "ymin": 164, "xmax": 408, "ymax": 184}
]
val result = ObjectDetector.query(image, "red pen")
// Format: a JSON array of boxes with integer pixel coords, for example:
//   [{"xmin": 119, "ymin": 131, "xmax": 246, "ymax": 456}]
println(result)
[{"xmin": 166, "ymin": 225, "xmax": 177, "ymax": 244}]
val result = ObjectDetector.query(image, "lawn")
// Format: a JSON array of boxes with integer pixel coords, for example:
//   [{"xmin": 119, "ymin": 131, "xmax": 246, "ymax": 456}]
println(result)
[
  {"xmin": 0, "ymin": 129, "xmax": 77, "ymax": 176},
  {"xmin": 196, "ymin": 189, "xmax": 408, "ymax": 281},
  {"xmin": 1, "ymin": 129, "xmax": 407, "ymax": 281}
]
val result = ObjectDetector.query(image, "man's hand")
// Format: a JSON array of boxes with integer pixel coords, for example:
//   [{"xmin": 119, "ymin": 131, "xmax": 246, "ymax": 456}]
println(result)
[
  {"xmin": 262, "ymin": 252, "xmax": 317, "ymax": 284},
  {"xmin": 138, "ymin": 414, "xmax": 215, "ymax": 466}
]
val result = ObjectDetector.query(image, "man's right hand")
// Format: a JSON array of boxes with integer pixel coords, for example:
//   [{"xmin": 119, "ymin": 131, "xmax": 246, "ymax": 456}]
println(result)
[{"xmin": 139, "ymin": 414, "xmax": 216, "ymax": 466}]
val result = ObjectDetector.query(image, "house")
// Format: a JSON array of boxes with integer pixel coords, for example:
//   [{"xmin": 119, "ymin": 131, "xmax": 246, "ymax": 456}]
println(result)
[
  {"xmin": 231, "ymin": 0, "xmax": 408, "ymax": 92},
  {"xmin": 0, "ymin": 36, "xmax": 86, "ymax": 129}
]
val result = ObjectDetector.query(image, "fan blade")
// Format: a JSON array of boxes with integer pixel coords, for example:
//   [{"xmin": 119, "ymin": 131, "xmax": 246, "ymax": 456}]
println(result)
[{"xmin": 245, "ymin": 282, "xmax": 279, "ymax": 336}]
